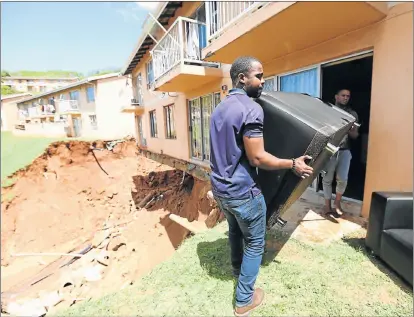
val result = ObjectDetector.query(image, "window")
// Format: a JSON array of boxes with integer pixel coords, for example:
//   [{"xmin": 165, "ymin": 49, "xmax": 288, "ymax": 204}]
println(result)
[
  {"xmin": 86, "ymin": 86, "xmax": 95, "ymax": 103},
  {"xmin": 164, "ymin": 104, "xmax": 176, "ymax": 139},
  {"xmin": 149, "ymin": 110, "xmax": 157, "ymax": 138},
  {"xmin": 89, "ymin": 115, "xmax": 98, "ymax": 130},
  {"xmin": 189, "ymin": 92, "xmax": 221, "ymax": 161},
  {"xmin": 190, "ymin": 3, "xmax": 207, "ymax": 51},
  {"xmin": 279, "ymin": 67, "xmax": 319, "ymax": 97},
  {"xmin": 263, "ymin": 77, "xmax": 277, "ymax": 92},
  {"xmin": 69, "ymin": 90, "xmax": 80, "ymax": 101},
  {"xmin": 146, "ymin": 61, "xmax": 154, "ymax": 89},
  {"xmin": 135, "ymin": 73, "xmax": 143, "ymax": 104}
]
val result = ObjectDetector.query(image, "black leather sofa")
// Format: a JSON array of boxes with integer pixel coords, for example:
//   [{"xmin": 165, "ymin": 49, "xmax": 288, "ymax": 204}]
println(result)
[{"xmin": 365, "ymin": 192, "xmax": 413, "ymax": 286}]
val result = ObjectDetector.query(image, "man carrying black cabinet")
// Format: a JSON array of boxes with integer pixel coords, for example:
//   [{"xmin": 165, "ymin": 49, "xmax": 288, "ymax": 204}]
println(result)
[{"xmin": 209, "ymin": 56, "xmax": 313, "ymax": 316}]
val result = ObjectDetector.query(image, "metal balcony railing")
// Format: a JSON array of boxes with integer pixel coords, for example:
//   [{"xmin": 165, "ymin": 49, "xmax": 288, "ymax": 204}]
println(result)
[
  {"xmin": 151, "ymin": 17, "xmax": 219, "ymax": 83},
  {"xmin": 205, "ymin": 1, "xmax": 263, "ymax": 40}
]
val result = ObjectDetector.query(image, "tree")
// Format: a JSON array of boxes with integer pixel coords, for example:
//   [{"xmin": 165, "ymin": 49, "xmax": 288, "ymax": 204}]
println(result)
[
  {"xmin": 1, "ymin": 70, "xmax": 11, "ymax": 77},
  {"xmin": 1, "ymin": 85, "xmax": 22, "ymax": 95}
]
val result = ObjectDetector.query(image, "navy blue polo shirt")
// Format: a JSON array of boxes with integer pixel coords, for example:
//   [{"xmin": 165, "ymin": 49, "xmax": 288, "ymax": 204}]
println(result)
[{"xmin": 209, "ymin": 88, "xmax": 264, "ymax": 199}]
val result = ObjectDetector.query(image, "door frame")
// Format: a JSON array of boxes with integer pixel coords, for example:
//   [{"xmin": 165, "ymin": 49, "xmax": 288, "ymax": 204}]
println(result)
[
  {"xmin": 261, "ymin": 49, "xmax": 374, "ymax": 199},
  {"xmin": 315, "ymin": 50, "xmax": 374, "ymax": 201}
]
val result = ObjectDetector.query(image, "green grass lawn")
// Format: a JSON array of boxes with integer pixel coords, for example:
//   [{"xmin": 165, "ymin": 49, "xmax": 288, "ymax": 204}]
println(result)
[
  {"xmin": 1, "ymin": 131, "xmax": 63, "ymax": 184},
  {"xmin": 0, "ymin": 132, "xmax": 101, "ymax": 186},
  {"xmin": 59, "ymin": 223, "xmax": 412, "ymax": 316}
]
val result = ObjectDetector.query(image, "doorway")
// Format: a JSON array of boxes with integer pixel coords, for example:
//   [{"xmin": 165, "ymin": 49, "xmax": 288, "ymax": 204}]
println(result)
[
  {"xmin": 317, "ymin": 54, "xmax": 373, "ymax": 201},
  {"xmin": 72, "ymin": 116, "xmax": 82, "ymax": 137},
  {"xmin": 136, "ymin": 115, "xmax": 146, "ymax": 147}
]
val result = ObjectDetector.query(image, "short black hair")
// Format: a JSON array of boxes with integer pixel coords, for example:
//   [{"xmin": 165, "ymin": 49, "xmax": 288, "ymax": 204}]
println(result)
[
  {"xmin": 336, "ymin": 88, "xmax": 351, "ymax": 95},
  {"xmin": 230, "ymin": 56, "xmax": 261, "ymax": 86}
]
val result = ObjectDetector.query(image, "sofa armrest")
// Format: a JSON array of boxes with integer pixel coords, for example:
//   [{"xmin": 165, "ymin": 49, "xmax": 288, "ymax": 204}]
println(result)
[
  {"xmin": 366, "ymin": 192, "xmax": 388, "ymax": 254},
  {"xmin": 366, "ymin": 192, "xmax": 413, "ymax": 255},
  {"xmin": 382, "ymin": 192, "xmax": 413, "ymax": 230}
]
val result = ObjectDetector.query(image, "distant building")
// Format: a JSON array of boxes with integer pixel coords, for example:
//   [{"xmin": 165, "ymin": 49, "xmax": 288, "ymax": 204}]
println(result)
[
  {"xmin": 2, "ymin": 76, "xmax": 80, "ymax": 93},
  {"xmin": 15, "ymin": 73, "xmax": 135, "ymax": 139},
  {"xmin": 1, "ymin": 93, "xmax": 33, "ymax": 131}
]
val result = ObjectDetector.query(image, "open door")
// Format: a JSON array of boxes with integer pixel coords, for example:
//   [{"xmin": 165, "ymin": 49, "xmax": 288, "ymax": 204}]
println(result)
[{"xmin": 318, "ymin": 53, "xmax": 373, "ymax": 201}]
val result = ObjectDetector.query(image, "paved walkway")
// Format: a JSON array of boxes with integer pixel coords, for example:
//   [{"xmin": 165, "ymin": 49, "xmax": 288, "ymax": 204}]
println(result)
[{"xmin": 277, "ymin": 188, "xmax": 366, "ymax": 244}]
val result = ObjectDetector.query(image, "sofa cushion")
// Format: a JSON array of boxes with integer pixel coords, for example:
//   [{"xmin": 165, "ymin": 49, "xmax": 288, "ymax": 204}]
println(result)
[
  {"xmin": 380, "ymin": 229, "xmax": 413, "ymax": 286},
  {"xmin": 383, "ymin": 229, "xmax": 413, "ymax": 251}
]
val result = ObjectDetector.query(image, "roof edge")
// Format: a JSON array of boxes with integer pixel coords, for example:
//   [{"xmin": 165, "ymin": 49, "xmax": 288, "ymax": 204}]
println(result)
[
  {"xmin": 16, "ymin": 73, "xmax": 123, "ymax": 104},
  {"xmin": 121, "ymin": 2, "xmax": 169, "ymax": 76}
]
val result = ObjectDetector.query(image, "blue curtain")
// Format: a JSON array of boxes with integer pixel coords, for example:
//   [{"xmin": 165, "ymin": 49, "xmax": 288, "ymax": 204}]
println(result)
[
  {"xmin": 280, "ymin": 68, "xmax": 319, "ymax": 97},
  {"xmin": 198, "ymin": 24, "xmax": 207, "ymax": 49}
]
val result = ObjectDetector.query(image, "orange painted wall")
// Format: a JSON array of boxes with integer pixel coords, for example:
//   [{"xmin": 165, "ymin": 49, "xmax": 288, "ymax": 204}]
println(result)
[
  {"xmin": 130, "ymin": 2, "xmax": 229, "ymax": 162},
  {"xmin": 361, "ymin": 3, "xmax": 413, "ymax": 217}
]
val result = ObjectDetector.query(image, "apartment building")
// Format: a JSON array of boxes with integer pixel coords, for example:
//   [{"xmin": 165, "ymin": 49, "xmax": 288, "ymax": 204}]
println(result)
[
  {"xmin": 1, "ymin": 93, "xmax": 32, "ymax": 131},
  {"xmin": 16, "ymin": 73, "xmax": 135, "ymax": 139},
  {"xmin": 2, "ymin": 76, "xmax": 79, "ymax": 93},
  {"xmin": 121, "ymin": 2, "xmax": 230, "ymax": 163},
  {"xmin": 122, "ymin": 1, "xmax": 413, "ymax": 218}
]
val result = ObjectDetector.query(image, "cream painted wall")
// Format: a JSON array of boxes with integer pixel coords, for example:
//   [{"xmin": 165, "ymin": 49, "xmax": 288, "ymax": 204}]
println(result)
[{"xmin": 89, "ymin": 76, "xmax": 136, "ymax": 139}]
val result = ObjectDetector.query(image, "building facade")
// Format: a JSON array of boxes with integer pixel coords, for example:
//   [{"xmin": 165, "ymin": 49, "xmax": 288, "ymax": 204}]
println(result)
[
  {"xmin": 1, "ymin": 93, "xmax": 32, "ymax": 131},
  {"xmin": 2, "ymin": 76, "xmax": 80, "ymax": 93},
  {"xmin": 121, "ymin": 1, "xmax": 413, "ymax": 218},
  {"xmin": 16, "ymin": 73, "xmax": 135, "ymax": 139}
]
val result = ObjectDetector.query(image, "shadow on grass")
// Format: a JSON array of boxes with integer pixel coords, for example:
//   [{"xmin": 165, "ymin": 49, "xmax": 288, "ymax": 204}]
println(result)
[
  {"xmin": 196, "ymin": 233, "xmax": 294, "ymax": 278},
  {"xmin": 342, "ymin": 236, "xmax": 413, "ymax": 294}
]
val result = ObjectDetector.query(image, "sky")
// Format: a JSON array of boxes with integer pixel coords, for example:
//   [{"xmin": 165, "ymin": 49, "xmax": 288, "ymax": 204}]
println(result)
[{"xmin": 1, "ymin": 1, "xmax": 159, "ymax": 74}]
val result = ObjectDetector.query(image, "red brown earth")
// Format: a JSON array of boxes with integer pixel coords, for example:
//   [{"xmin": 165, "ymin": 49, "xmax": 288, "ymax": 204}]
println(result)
[{"xmin": 1, "ymin": 139, "xmax": 222, "ymax": 315}]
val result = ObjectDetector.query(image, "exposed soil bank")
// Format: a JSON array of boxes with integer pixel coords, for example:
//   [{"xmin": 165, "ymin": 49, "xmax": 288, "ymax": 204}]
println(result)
[{"xmin": 1, "ymin": 139, "xmax": 220, "ymax": 315}]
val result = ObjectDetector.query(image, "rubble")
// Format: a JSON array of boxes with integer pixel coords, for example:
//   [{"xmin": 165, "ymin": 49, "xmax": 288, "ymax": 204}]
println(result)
[{"xmin": 1, "ymin": 139, "xmax": 220, "ymax": 315}]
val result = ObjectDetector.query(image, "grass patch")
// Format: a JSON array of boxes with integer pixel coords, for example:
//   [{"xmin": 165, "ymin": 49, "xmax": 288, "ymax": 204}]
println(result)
[
  {"xmin": 58, "ymin": 224, "xmax": 412, "ymax": 316},
  {"xmin": 1, "ymin": 131, "xmax": 128, "ymax": 185},
  {"xmin": 1, "ymin": 132, "xmax": 63, "ymax": 183}
]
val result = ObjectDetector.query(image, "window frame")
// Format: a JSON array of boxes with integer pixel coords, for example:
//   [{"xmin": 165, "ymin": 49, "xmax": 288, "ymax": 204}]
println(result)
[
  {"xmin": 164, "ymin": 104, "xmax": 176, "ymax": 139},
  {"xmin": 149, "ymin": 110, "xmax": 158, "ymax": 138},
  {"xmin": 86, "ymin": 86, "xmax": 95, "ymax": 103},
  {"xmin": 188, "ymin": 91, "xmax": 221, "ymax": 162}
]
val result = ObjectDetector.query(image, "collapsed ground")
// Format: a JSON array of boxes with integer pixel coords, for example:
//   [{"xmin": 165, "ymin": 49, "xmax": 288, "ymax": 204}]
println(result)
[{"xmin": 1, "ymin": 139, "xmax": 221, "ymax": 315}]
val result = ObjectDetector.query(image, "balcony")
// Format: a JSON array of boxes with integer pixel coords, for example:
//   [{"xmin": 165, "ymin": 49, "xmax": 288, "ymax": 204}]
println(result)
[
  {"xmin": 121, "ymin": 98, "xmax": 144, "ymax": 114},
  {"xmin": 206, "ymin": 1, "xmax": 259, "ymax": 41},
  {"xmin": 56, "ymin": 100, "xmax": 80, "ymax": 114},
  {"xmin": 202, "ymin": 1, "xmax": 388, "ymax": 65},
  {"xmin": 151, "ymin": 17, "xmax": 224, "ymax": 93}
]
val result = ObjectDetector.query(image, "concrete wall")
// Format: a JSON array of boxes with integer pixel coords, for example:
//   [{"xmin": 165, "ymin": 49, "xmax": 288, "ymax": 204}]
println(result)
[
  {"xmin": 89, "ymin": 76, "xmax": 136, "ymax": 139},
  {"xmin": 14, "ymin": 121, "xmax": 66, "ymax": 137},
  {"xmin": 202, "ymin": 2, "xmax": 413, "ymax": 217},
  {"xmin": 1, "ymin": 95, "xmax": 31, "ymax": 131},
  {"xmin": 362, "ymin": 3, "xmax": 413, "ymax": 217},
  {"xmin": 1, "ymin": 102, "xmax": 19, "ymax": 131},
  {"xmin": 238, "ymin": 3, "xmax": 412, "ymax": 217}
]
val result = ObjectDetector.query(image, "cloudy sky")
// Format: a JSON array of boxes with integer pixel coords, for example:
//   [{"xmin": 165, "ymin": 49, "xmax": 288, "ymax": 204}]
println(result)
[{"xmin": 1, "ymin": 1, "xmax": 159, "ymax": 74}]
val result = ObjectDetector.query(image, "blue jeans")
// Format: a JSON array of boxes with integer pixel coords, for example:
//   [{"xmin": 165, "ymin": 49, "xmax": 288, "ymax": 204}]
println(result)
[{"xmin": 214, "ymin": 192, "xmax": 266, "ymax": 307}]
